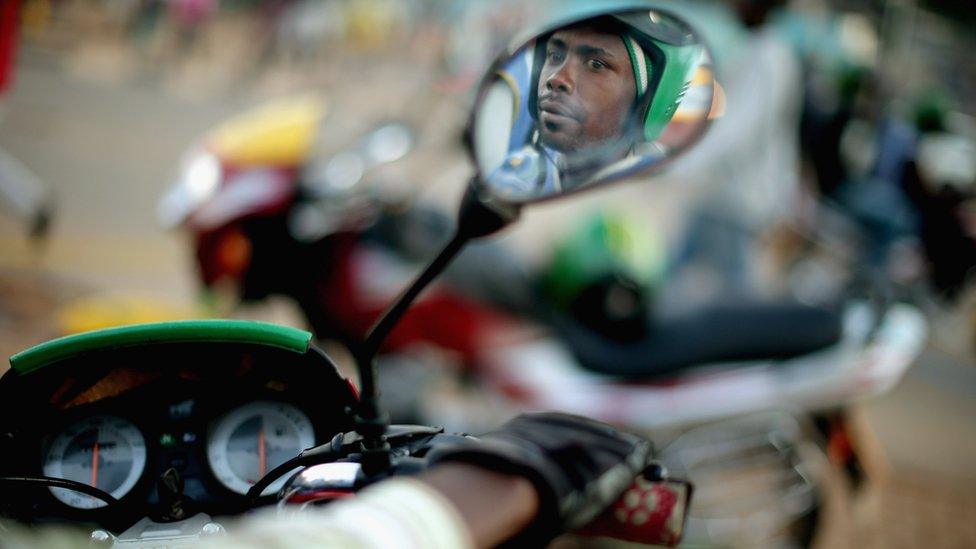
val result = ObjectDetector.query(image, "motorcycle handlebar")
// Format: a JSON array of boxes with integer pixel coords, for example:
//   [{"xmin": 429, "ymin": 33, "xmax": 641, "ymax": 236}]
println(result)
[{"xmin": 280, "ymin": 432, "xmax": 693, "ymax": 547}]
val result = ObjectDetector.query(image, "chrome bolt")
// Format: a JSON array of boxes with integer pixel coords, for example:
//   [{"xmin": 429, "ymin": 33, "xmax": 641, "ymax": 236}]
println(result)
[{"xmin": 201, "ymin": 522, "xmax": 225, "ymax": 536}]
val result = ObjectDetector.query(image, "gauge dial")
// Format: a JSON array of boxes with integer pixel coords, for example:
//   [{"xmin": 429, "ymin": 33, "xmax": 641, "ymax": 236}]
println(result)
[
  {"xmin": 42, "ymin": 415, "xmax": 147, "ymax": 509},
  {"xmin": 207, "ymin": 401, "xmax": 315, "ymax": 495}
]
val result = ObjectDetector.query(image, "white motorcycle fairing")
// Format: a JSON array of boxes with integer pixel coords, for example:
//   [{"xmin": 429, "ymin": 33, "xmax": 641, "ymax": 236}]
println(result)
[{"xmin": 481, "ymin": 302, "xmax": 926, "ymax": 429}]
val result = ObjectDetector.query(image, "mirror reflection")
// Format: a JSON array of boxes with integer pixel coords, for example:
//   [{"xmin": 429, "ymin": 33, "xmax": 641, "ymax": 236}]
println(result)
[{"xmin": 473, "ymin": 9, "xmax": 718, "ymax": 203}]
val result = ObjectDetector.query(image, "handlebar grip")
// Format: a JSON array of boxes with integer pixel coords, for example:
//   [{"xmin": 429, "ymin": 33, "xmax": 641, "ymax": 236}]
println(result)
[{"xmin": 575, "ymin": 474, "xmax": 692, "ymax": 547}]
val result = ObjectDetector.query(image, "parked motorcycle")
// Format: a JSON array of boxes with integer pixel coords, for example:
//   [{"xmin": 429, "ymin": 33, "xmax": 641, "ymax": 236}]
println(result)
[
  {"xmin": 421, "ymin": 206, "xmax": 927, "ymax": 545},
  {"xmin": 376, "ymin": 203, "xmax": 926, "ymax": 545},
  {"xmin": 478, "ymin": 291, "xmax": 925, "ymax": 545},
  {"xmin": 2, "ymin": 4, "xmax": 717, "ymax": 546},
  {"xmin": 157, "ymin": 86, "xmax": 523, "ymax": 366}
]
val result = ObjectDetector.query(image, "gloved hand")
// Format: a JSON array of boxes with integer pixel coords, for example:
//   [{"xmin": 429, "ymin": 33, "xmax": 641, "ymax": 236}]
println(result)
[{"xmin": 426, "ymin": 412, "xmax": 651, "ymax": 545}]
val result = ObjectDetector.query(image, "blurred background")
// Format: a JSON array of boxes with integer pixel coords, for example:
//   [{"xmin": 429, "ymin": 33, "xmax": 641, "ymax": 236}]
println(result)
[{"xmin": 1, "ymin": 0, "xmax": 975, "ymax": 546}]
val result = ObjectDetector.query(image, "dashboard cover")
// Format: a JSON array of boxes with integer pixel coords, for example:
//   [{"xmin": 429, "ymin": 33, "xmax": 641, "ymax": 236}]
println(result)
[
  {"xmin": 9, "ymin": 320, "xmax": 313, "ymax": 375},
  {"xmin": 0, "ymin": 320, "xmax": 358, "ymax": 528}
]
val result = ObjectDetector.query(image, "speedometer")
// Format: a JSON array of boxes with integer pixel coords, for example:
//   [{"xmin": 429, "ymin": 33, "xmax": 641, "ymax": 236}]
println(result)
[
  {"xmin": 42, "ymin": 415, "xmax": 147, "ymax": 509},
  {"xmin": 207, "ymin": 401, "xmax": 315, "ymax": 495}
]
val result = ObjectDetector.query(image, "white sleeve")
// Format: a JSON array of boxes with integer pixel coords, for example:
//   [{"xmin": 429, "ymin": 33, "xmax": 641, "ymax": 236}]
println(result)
[{"xmin": 197, "ymin": 478, "xmax": 475, "ymax": 549}]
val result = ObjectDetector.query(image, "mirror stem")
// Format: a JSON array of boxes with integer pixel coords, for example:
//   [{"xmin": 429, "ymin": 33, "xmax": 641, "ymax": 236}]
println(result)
[
  {"xmin": 358, "ymin": 230, "xmax": 468, "ymax": 393},
  {"xmin": 352, "ymin": 231, "xmax": 467, "ymax": 475},
  {"xmin": 353, "ymin": 182, "xmax": 518, "ymax": 473}
]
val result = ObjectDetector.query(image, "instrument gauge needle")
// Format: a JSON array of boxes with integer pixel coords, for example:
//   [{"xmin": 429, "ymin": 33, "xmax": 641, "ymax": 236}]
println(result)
[
  {"xmin": 91, "ymin": 441, "xmax": 100, "ymax": 488},
  {"xmin": 258, "ymin": 427, "xmax": 266, "ymax": 478}
]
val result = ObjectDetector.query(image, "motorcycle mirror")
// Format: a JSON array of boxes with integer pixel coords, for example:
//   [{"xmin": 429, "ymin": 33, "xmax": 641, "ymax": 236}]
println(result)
[{"xmin": 467, "ymin": 7, "xmax": 717, "ymax": 206}]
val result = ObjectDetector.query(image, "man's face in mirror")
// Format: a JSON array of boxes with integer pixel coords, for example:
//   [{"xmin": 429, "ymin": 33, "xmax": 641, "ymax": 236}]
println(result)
[{"xmin": 537, "ymin": 25, "xmax": 637, "ymax": 154}]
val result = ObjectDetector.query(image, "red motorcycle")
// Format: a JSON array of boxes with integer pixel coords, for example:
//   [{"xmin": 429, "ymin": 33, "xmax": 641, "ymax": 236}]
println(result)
[{"xmin": 158, "ymin": 97, "xmax": 504, "ymax": 360}]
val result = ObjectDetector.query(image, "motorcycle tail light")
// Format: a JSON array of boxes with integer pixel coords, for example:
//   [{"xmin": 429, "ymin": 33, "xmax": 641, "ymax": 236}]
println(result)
[{"xmin": 344, "ymin": 378, "xmax": 360, "ymax": 401}]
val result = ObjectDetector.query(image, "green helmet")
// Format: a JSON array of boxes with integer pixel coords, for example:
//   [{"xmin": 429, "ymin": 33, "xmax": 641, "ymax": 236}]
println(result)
[
  {"xmin": 540, "ymin": 211, "xmax": 666, "ymax": 341},
  {"xmin": 527, "ymin": 11, "xmax": 704, "ymax": 143}
]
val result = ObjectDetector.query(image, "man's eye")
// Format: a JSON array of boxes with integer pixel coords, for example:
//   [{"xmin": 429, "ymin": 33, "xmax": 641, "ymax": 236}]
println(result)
[
  {"xmin": 587, "ymin": 59, "xmax": 608, "ymax": 70},
  {"xmin": 547, "ymin": 50, "xmax": 565, "ymax": 63}
]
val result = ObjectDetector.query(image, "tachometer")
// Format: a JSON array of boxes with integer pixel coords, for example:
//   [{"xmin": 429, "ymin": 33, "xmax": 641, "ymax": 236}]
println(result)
[
  {"xmin": 207, "ymin": 401, "xmax": 315, "ymax": 495},
  {"xmin": 42, "ymin": 415, "xmax": 147, "ymax": 509}
]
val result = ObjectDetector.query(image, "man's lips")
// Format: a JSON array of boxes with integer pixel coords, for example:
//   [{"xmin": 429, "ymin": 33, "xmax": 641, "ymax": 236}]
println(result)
[{"xmin": 539, "ymin": 99, "xmax": 577, "ymax": 122}]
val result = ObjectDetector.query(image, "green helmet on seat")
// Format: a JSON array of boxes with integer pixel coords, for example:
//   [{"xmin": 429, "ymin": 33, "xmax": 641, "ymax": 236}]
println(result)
[{"xmin": 540, "ymin": 211, "xmax": 666, "ymax": 342}]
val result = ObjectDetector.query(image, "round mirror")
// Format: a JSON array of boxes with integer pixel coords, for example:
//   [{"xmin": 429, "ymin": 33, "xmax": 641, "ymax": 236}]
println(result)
[{"xmin": 469, "ymin": 7, "xmax": 718, "ymax": 204}]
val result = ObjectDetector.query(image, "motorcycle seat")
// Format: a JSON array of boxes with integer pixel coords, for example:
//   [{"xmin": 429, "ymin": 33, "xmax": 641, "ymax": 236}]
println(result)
[{"xmin": 555, "ymin": 301, "xmax": 842, "ymax": 379}]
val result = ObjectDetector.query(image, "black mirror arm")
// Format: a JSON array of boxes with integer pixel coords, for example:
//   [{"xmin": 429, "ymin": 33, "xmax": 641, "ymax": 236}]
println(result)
[{"xmin": 353, "ymin": 179, "xmax": 519, "ymax": 474}]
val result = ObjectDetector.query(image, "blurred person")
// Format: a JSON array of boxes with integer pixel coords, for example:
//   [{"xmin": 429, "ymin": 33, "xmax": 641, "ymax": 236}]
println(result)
[
  {"xmin": 829, "ymin": 69, "xmax": 917, "ymax": 268},
  {"xmin": 660, "ymin": 0, "xmax": 802, "ymax": 306},
  {"xmin": 1, "ymin": 413, "xmax": 652, "ymax": 549},
  {"xmin": 345, "ymin": 0, "xmax": 411, "ymax": 51},
  {"xmin": 168, "ymin": 0, "xmax": 218, "ymax": 56},
  {"xmin": 800, "ymin": 63, "xmax": 865, "ymax": 199},
  {"xmin": 273, "ymin": 0, "xmax": 346, "ymax": 65},
  {"xmin": 896, "ymin": 93, "xmax": 976, "ymax": 297},
  {"xmin": 437, "ymin": 0, "xmax": 532, "ymax": 94},
  {"xmin": 829, "ymin": 77, "xmax": 976, "ymax": 297}
]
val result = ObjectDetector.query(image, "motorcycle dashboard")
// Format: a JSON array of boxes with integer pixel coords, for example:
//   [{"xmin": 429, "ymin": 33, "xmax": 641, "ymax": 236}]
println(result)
[{"xmin": 0, "ymin": 340, "xmax": 357, "ymax": 530}]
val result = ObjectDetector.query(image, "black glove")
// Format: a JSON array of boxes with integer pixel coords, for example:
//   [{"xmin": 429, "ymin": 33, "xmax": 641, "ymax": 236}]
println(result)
[{"xmin": 426, "ymin": 412, "xmax": 651, "ymax": 545}]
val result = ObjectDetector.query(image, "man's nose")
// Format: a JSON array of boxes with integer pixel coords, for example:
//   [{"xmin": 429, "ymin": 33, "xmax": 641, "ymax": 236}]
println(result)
[{"xmin": 546, "ymin": 61, "xmax": 575, "ymax": 94}]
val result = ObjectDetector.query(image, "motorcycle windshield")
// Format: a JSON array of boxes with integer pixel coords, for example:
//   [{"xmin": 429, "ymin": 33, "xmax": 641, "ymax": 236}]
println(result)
[{"xmin": 8, "ymin": 320, "xmax": 312, "ymax": 376}]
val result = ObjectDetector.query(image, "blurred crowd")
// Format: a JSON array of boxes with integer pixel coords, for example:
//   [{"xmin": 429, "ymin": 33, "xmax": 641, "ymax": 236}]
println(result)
[
  {"xmin": 13, "ymin": 0, "xmax": 538, "ymax": 97},
  {"xmin": 2, "ymin": 0, "xmax": 974, "ymax": 340}
]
